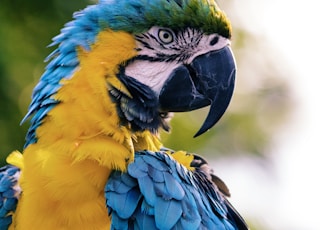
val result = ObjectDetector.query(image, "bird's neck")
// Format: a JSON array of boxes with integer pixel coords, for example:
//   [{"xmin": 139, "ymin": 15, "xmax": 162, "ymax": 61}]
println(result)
[
  {"xmin": 14, "ymin": 30, "xmax": 162, "ymax": 229},
  {"xmin": 33, "ymin": 29, "xmax": 162, "ymax": 169}
]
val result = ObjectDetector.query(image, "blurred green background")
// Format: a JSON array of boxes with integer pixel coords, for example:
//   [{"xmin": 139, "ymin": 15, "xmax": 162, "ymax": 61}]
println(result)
[{"xmin": 0, "ymin": 1, "xmax": 296, "ymax": 229}]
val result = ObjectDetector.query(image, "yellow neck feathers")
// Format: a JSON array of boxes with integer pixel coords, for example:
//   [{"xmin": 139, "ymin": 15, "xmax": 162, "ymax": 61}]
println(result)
[
  {"xmin": 36, "ymin": 29, "xmax": 162, "ymax": 169},
  {"xmin": 12, "ymin": 30, "xmax": 162, "ymax": 230}
]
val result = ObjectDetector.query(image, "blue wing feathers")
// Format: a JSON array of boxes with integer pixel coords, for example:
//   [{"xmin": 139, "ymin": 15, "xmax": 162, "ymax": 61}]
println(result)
[
  {"xmin": 147, "ymin": 165, "xmax": 164, "ymax": 183},
  {"xmin": 179, "ymin": 193, "xmax": 202, "ymax": 230},
  {"xmin": 0, "ymin": 165, "xmax": 21, "ymax": 229},
  {"xmin": 110, "ymin": 214, "xmax": 130, "ymax": 230},
  {"xmin": 140, "ymin": 200, "xmax": 154, "ymax": 216},
  {"xmin": 134, "ymin": 210, "xmax": 157, "ymax": 230},
  {"xmin": 107, "ymin": 173, "xmax": 133, "ymax": 194},
  {"xmin": 106, "ymin": 151, "xmax": 244, "ymax": 230},
  {"xmin": 137, "ymin": 176, "xmax": 156, "ymax": 205},
  {"xmin": 117, "ymin": 188, "xmax": 140, "ymax": 219},
  {"xmin": 127, "ymin": 158, "xmax": 149, "ymax": 178},
  {"xmin": 163, "ymin": 172, "xmax": 185, "ymax": 200},
  {"xmin": 154, "ymin": 198, "xmax": 181, "ymax": 230}
]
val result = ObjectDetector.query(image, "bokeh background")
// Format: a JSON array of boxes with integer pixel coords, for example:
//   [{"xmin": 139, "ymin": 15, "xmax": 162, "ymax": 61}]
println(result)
[{"xmin": 0, "ymin": 0, "xmax": 319, "ymax": 229}]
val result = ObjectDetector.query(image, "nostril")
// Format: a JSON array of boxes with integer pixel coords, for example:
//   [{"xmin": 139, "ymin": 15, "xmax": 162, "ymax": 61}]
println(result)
[{"xmin": 210, "ymin": 36, "xmax": 219, "ymax": 46}]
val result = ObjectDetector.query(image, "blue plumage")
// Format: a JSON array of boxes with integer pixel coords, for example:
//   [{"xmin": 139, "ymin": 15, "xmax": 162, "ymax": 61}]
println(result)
[
  {"xmin": 106, "ymin": 151, "xmax": 246, "ymax": 230},
  {"xmin": 22, "ymin": 4, "xmax": 100, "ymax": 147},
  {"xmin": 0, "ymin": 166, "xmax": 20, "ymax": 229}
]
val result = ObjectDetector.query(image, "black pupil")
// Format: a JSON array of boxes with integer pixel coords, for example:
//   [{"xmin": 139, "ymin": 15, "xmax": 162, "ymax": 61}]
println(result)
[{"xmin": 163, "ymin": 32, "xmax": 170, "ymax": 39}]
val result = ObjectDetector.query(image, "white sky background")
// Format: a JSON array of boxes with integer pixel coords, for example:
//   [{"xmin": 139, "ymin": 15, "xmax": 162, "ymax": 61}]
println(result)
[{"xmin": 212, "ymin": 1, "xmax": 320, "ymax": 229}]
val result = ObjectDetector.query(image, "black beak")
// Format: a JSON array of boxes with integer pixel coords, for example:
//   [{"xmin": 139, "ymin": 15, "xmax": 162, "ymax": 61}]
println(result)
[{"xmin": 159, "ymin": 46, "xmax": 236, "ymax": 137}]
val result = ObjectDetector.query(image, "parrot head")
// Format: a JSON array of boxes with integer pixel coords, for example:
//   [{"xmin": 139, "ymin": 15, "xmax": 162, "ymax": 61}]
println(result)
[
  {"xmin": 117, "ymin": 26, "xmax": 235, "ymax": 137},
  {"xmin": 23, "ymin": 0, "xmax": 236, "ymax": 146},
  {"xmin": 107, "ymin": 0, "xmax": 236, "ymax": 137}
]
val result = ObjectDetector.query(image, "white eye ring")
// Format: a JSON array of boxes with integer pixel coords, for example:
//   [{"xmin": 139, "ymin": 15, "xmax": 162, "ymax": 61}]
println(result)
[{"xmin": 158, "ymin": 29, "xmax": 174, "ymax": 44}]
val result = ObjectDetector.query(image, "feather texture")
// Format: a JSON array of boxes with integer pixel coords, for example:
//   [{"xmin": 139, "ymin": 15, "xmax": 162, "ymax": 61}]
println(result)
[
  {"xmin": 9, "ymin": 30, "xmax": 160, "ymax": 230},
  {"xmin": 106, "ymin": 150, "xmax": 247, "ymax": 230},
  {"xmin": 0, "ymin": 165, "xmax": 20, "ymax": 229},
  {"xmin": 2, "ymin": 0, "xmax": 245, "ymax": 229},
  {"xmin": 22, "ymin": 0, "xmax": 231, "ymax": 146}
]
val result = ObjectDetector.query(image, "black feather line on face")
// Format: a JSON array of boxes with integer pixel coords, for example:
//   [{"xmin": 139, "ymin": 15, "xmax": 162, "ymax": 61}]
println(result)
[{"xmin": 108, "ymin": 66, "xmax": 163, "ymax": 133}]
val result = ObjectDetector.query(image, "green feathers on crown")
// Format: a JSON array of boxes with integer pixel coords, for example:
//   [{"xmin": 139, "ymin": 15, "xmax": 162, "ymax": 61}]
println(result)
[{"xmin": 99, "ymin": 0, "xmax": 232, "ymax": 38}]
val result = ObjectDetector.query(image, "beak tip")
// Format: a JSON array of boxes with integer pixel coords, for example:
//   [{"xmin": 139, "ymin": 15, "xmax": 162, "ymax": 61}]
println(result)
[{"xmin": 193, "ymin": 128, "xmax": 208, "ymax": 138}]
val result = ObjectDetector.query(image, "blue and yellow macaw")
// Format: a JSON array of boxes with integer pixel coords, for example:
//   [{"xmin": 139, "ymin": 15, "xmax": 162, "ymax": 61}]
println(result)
[{"xmin": 0, "ymin": 0, "xmax": 248, "ymax": 229}]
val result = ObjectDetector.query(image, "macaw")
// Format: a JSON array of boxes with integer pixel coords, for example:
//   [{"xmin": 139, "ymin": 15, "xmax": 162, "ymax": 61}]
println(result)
[{"xmin": 0, "ymin": 0, "xmax": 248, "ymax": 229}]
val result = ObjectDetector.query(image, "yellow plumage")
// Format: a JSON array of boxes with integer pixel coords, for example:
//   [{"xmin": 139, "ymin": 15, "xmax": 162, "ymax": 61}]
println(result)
[
  {"xmin": 6, "ymin": 28, "xmax": 197, "ymax": 230},
  {"xmin": 9, "ymin": 30, "xmax": 163, "ymax": 230}
]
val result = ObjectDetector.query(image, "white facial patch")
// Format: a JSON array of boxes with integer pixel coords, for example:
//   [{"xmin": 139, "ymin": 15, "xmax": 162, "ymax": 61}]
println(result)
[
  {"xmin": 186, "ymin": 34, "xmax": 230, "ymax": 64},
  {"xmin": 125, "ymin": 26, "xmax": 231, "ymax": 95},
  {"xmin": 125, "ymin": 60, "xmax": 180, "ymax": 94}
]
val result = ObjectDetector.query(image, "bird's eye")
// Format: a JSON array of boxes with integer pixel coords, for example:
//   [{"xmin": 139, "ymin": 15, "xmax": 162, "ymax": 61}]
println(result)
[{"xmin": 158, "ymin": 29, "xmax": 174, "ymax": 44}]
